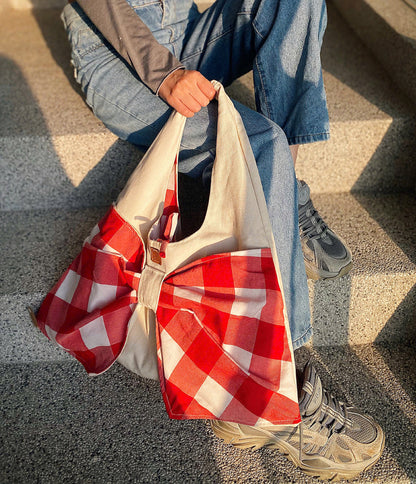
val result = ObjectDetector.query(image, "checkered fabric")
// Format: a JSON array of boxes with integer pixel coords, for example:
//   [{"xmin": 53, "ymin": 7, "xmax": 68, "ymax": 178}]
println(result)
[
  {"xmin": 157, "ymin": 248, "xmax": 300, "ymax": 425},
  {"xmin": 37, "ymin": 157, "xmax": 300, "ymax": 426},
  {"xmin": 37, "ymin": 206, "xmax": 144, "ymax": 375}
]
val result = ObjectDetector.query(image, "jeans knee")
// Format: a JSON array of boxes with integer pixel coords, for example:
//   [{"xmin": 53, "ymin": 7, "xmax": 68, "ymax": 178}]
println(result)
[
  {"xmin": 262, "ymin": 123, "xmax": 291, "ymax": 157},
  {"xmin": 270, "ymin": 123, "xmax": 289, "ymax": 145},
  {"xmin": 248, "ymin": 120, "xmax": 293, "ymax": 180},
  {"xmin": 247, "ymin": 117, "xmax": 288, "ymax": 152}
]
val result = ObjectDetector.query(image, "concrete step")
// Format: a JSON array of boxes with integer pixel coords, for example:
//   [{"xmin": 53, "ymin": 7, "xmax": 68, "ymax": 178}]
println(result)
[
  {"xmin": 1, "ymin": 0, "xmax": 65, "ymax": 10},
  {"xmin": 227, "ymin": 3, "xmax": 416, "ymax": 194},
  {"xmin": 306, "ymin": 192, "xmax": 416, "ymax": 347},
  {"xmin": 1, "ymin": 5, "xmax": 414, "ymax": 482},
  {"xmin": 1, "ymin": 342, "xmax": 415, "ymax": 483},
  {"xmin": 1, "ymin": 192, "xmax": 415, "ymax": 366},
  {"xmin": 1, "ymin": 5, "xmax": 415, "ymax": 213},
  {"xmin": 331, "ymin": 0, "xmax": 416, "ymax": 106}
]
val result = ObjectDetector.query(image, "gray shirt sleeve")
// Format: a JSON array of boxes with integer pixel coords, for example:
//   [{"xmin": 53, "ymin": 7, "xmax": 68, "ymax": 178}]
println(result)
[{"xmin": 75, "ymin": 0, "xmax": 184, "ymax": 94}]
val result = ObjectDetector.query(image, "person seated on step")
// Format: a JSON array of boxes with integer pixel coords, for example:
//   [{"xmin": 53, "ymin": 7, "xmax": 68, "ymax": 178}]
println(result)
[{"xmin": 60, "ymin": 0, "xmax": 381, "ymax": 480}]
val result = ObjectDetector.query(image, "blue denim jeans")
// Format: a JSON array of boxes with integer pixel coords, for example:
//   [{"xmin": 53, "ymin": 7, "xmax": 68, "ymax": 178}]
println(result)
[{"xmin": 62, "ymin": 0, "xmax": 330, "ymax": 350}]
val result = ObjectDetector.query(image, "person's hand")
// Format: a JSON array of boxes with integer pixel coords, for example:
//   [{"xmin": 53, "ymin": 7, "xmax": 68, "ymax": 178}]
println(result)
[{"xmin": 158, "ymin": 69, "xmax": 217, "ymax": 117}]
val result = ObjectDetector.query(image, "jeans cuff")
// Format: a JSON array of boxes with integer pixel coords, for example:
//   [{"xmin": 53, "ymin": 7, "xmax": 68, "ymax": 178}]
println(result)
[
  {"xmin": 287, "ymin": 132, "xmax": 330, "ymax": 146},
  {"xmin": 292, "ymin": 325, "xmax": 313, "ymax": 351}
]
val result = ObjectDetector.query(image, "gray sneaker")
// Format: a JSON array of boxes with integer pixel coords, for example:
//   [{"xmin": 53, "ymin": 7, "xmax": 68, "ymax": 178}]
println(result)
[
  {"xmin": 211, "ymin": 361, "xmax": 385, "ymax": 482},
  {"xmin": 297, "ymin": 180, "xmax": 352, "ymax": 280}
]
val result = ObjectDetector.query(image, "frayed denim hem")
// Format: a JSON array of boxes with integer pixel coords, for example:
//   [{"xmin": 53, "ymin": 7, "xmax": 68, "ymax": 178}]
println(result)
[
  {"xmin": 287, "ymin": 132, "xmax": 330, "ymax": 146},
  {"xmin": 292, "ymin": 326, "xmax": 313, "ymax": 351}
]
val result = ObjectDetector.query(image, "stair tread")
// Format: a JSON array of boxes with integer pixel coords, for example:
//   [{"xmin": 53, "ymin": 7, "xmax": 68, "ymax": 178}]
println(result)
[
  {"xmin": 332, "ymin": 0, "xmax": 416, "ymax": 105},
  {"xmin": 1, "ymin": 342, "xmax": 415, "ymax": 483},
  {"xmin": 1, "ymin": 192, "xmax": 414, "ymax": 298},
  {"xmin": 0, "ymin": 8, "xmax": 107, "ymax": 137},
  {"xmin": 349, "ymin": 0, "xmax": 416, "ymax": 46}
]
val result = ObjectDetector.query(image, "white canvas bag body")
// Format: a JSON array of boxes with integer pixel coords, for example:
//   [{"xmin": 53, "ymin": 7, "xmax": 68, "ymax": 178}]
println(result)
[{"xmin": 116, "ymin": 81, "xmax": 295, "ymax": 384}]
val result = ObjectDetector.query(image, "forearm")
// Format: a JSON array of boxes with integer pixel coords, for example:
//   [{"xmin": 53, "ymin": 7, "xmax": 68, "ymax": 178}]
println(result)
[{"xmin": 75, "ymin": 0, "xmax": 184, "ymax": 93}]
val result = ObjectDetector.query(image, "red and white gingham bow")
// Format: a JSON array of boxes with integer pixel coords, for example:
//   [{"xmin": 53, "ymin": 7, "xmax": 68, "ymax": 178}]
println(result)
[
  {"xmin": 37, "ymin": 204, "xmax": 300, "ymax": 426},
  {"xmin": 37, "ymin": 154, "xmax": 300, "ymax": 427}
]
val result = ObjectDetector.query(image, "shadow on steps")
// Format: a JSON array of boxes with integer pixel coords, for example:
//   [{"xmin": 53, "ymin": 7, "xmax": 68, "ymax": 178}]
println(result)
[{"xmin": 0, "ymin": 361, "xmax": 224, "ymax": 483}]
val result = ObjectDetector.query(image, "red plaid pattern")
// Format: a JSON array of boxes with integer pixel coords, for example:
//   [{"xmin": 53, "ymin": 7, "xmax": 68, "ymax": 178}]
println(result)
[
  {"xmin": 157, "ymin": 249, "xmax": 300, "ymax": 425},
  {"xmin": 37, "ymin": 157, "xmax": 300, "ymax": 425},
  {"xmin": 37, "ymin": 207, "xmax": 144, "ymax": 375}
]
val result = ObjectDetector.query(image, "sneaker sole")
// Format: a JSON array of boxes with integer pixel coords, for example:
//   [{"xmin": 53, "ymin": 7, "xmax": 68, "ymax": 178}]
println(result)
[
  {"xmin": 305, "ymin": 260, "xmax": 353, "ymax": 281},
  {"xmin": 211, "ymin": 420, "xmax": 385, "ymax": 482}
]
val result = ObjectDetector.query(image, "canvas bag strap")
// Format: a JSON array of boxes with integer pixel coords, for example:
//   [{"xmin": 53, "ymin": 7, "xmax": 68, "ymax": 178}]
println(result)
[
  {"xmin": 116, "ymin": 82, "xmax": 283, "ymax": 292},
  {"xmin": 116, "ymin": 80, "xmax": 264, "ymax": 243},
  {"xmin": 161, "ymin": 82, "xmax": 274, "ymax": 271}
]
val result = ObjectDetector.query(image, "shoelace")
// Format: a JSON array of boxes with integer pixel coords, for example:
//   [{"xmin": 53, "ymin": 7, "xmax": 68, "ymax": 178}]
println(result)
[
  {"xmin": 298, "ymin": 387, "xmax": 353, "ymax": 463},
  {"xmin": 298, "ymin": 198, "xmax": 328, "ymax": 240}
]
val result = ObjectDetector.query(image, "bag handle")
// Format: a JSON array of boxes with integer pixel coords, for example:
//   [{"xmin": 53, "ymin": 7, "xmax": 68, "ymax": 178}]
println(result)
[
  {"xmin": 115, "ymin": 81, "xmax": 275, "ymax": 272},
  {"xmin": 115, "ymin": 81, "xmax": 226, "ymax": 239}
]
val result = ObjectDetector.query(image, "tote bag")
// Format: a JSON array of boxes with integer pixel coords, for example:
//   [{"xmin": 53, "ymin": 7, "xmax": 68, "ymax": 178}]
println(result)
[{"xmin": 36, "ymin": 82, "xmax": 300, "ymax": 427}]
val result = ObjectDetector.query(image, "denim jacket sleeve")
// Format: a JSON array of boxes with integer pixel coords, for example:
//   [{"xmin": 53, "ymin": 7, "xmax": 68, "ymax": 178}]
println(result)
[{"xmin": 75, "ymin": 0, "xmax": 184, "ymax": 94}]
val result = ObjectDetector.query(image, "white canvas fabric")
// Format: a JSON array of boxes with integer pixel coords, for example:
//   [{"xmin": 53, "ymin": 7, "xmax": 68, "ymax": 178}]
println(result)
[{"xmin": 116, "ymin": 82, "xmax": 295, "ymax": 385}]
